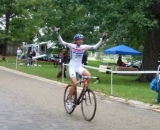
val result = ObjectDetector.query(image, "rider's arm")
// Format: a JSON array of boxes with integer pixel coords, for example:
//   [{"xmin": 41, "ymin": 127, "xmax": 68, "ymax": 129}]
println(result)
[
  {"xmin": 54, "ymin": 28, "xmax": 72, "ymax": 47},
  {"xmin": 84, "ymin": 32, "xmax": 107, "ymax": 50},
  {"xmin": 84, "ymin": 38, "xmax": 104, "ymax": 50},
  {"xmin": 92, "ymin": 38, "xmax": 104, "ymax": 49},
  {"xmin": 57, "ymin": 34, "xmax": 68, "ymax": 46}
]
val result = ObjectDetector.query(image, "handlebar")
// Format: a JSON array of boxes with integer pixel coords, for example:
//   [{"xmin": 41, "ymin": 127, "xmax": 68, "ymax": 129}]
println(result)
[{"xmin": 77, "ymin": 76, "xmax": 100, "ymax": 85}]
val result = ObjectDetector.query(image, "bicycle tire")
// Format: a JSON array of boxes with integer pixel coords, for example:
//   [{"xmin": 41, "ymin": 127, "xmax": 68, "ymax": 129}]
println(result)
[
  {"xmin": 81, "ymin": 88, "xmax": 97, "ymax": 121},
  {"xmin": 64, "ymin": 85, "xmax": 75, "ymax": 114}
]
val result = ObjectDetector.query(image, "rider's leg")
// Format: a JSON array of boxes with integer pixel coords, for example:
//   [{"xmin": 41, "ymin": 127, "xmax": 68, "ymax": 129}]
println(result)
[
  {"xmin": 82, "ymin": 69, "xmax": 91, "ymax": 76},
  {"xmin": 68, "ymin": 77, "xmax": 77, "ymax": 100},
  {"xmin": 82, "ymin": 69, "xmax": 91, "ymax": 85},
  {"xmin": 68, "ymin": 67, "xmax": 77, "ymax": 101}
]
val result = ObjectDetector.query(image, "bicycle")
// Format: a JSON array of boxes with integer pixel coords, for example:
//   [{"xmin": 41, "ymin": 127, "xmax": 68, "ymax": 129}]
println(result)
[{"xmin": 64, "ymin": 76, "xmax": 99, "ymax": 121}]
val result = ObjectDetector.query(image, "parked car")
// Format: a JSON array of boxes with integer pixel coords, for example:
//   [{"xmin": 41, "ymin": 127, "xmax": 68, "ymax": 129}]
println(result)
[{"xmin": 126, "ymin": 60, "xmax": 142, "ymax": 70}]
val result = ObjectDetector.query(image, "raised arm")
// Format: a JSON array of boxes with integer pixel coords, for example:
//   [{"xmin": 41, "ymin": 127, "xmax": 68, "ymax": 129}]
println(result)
[
  {"xmin": 54, "ymin": 27, "xmax": 72, "ymax": 47},
  {"xmin": 84, "ymin": 32, "xmax": 108, "ymax": 50}
]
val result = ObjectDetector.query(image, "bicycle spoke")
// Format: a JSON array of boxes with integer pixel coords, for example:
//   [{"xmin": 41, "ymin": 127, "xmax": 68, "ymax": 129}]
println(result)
[
  {"xmin": 81, "ymin": 89, "xmax": 97, "ymax": 121},
  {"xmin": 64, "ymin": 85, "xmax": 75, "ymax": 114}
]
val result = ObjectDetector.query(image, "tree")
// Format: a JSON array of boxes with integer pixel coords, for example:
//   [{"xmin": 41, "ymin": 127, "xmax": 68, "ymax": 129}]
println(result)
[
  {"xmin": 0, "ymin": 0, "xmax": 46, "ymax": 55},
  {"xmin": 74, "ymin": 0, "xmax": 159, "ymax": 81},
  {"xmin": 1, "ymin": 0, "xmax": 160, "ymax": 81},
  {"xmin": 141, "ymin": 1, "xmax": 160, "ymax": 81},
  {"xmin": 79, "ymin": 0, "xmax": 159, "ymax": 81},
  {"xmin": 0, "ymin": 0, "xmax": 17, "ymax": 56}
]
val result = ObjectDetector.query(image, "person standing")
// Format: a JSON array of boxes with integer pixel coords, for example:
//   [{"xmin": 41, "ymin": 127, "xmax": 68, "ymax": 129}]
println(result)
[
  {"xmin": 17, "ymin": 47, "xmax": 22, "ymax": 60},
  {"xmin": 156, "ymin": 71, "xmax": 160, "ymax": 103},
  {"xmin": 32, "ymin": 50, "xmax": 37, "ymax": 66},
  {"xmin": 82, "ymin": 51, "xmax": 88, "ymax": 65},
  {"xmin": 28, "ymin": 51, "xmax": 33, "ymax": 66},
  {"xmin": 57, "ymin": 49, "xmax": 68, "ymax": 79}
]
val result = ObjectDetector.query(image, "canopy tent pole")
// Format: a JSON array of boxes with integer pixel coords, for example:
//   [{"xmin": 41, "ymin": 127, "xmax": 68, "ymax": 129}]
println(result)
[{"xmin": 111, "ymin": 70, "xmax": 113, "ymax": 95}]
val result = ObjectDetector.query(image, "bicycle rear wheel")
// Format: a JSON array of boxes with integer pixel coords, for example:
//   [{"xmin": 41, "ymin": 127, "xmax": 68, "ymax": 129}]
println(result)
[
  {"xmin": 64, "ymin": 85, "xmax": 75, "ymax": 114},
  {"xmin": 81, "ymin": 88, "xmax": 97, "ymax": 121}
]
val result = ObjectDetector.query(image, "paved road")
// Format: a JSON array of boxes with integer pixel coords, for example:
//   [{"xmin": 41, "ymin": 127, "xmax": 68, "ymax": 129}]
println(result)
[{"xmin": 0, "ymin": 66, "xmax": 160, "ymax": 130}]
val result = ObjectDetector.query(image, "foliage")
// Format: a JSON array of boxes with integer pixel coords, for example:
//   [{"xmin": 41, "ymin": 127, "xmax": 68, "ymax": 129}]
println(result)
[
  {"xmin": 0, "ymin": 0, "xmax": 46, "ymax": 43},
  {"xmin": 32, "ymin": 0, "xmax": 158, "ymax": 51},
  {"xmin": 1, "ymin": 0, "xmax": 160, "ymax": 80},
  {"xmin": 0, "ymin": 0, "xmax": 157, "ymax": 46}
]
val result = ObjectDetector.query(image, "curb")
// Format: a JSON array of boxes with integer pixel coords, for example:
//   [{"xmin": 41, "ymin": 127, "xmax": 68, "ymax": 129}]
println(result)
[{"xmin": 95, "ymin": 92, "xmax": 160, "ymax": 112}]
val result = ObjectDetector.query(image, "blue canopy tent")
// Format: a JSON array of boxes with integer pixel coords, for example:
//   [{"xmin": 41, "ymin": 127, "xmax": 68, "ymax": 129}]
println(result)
[
  {"xmin": 104, "ymin": 44, "xmax": 142, "ymax": 55},
  {"xmin": 103, "ymin": 44, "xmax": 142, "ymax": 95}
]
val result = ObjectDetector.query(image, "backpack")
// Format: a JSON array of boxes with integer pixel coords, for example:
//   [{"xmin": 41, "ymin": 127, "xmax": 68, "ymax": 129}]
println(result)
[
  {"xmin": 150, "ymin": 76, "xmax": 159, "ymax": 92},
  {"xmin": 150, "ymin": 65, "xmax": 160, "ymax": 92}
]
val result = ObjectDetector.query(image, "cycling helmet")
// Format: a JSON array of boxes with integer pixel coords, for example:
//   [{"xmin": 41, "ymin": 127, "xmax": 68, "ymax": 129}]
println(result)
[{"xmin": 74, "ymin": 33, "xmax": 84, "ymax": 40}]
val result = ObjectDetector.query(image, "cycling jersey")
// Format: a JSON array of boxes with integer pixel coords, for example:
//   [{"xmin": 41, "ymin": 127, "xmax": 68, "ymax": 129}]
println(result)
[{"xmin": 57, "ymin": 34, "xmax": 103, "ymax": 78}]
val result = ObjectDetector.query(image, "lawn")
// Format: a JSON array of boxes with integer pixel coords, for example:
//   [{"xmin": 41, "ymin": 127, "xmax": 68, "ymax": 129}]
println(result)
[{"xmin": 0, "ymin": 56, "xmax": 157, "ymax": 104}]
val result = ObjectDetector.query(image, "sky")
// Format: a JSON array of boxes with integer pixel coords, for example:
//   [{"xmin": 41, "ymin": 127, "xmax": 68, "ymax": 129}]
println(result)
[{"xmin": 0, "ymin": 16, "xmax": 5, "ymax": 30}]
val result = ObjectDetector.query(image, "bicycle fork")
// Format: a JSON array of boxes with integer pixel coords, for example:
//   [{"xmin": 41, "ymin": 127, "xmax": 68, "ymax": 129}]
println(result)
[
  {"xmin": 84, "ymin": 90, "xmax": 92, "ymax": 106},
  {"xmin": 75, "ymin": 88, "xmax": 87, "ymax": 105}
]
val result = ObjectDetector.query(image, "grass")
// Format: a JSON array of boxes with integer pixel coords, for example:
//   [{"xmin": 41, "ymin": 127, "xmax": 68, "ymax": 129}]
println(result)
[{"xmin": 0, "ymin": 56, "xmax": 157, "ymax": 104}]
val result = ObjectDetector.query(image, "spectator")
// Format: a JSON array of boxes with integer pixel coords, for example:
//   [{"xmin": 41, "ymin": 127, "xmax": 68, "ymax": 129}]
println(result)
[
  {"xmin": 1, "ymin": 56, "xmax": 7, "ymax": 62},
  {"xmin": 52, "ymin": 55, "xmax": 58, "ymax": 67},
  {"xmin": 82, "ymin": 51, "xmax": 88, "ymax": 65},
  {"xmin": 17, "ymin": 47, "xmax": 22, "ymax": 60},
  {"xmin": 117, "ymin": 56, "xmax": 126, "ymax": 67},
  {"xmin": 57, "ymin": 49, "xmax": 68, "ymax": 79},
  {"xmin": 58, "ymin": 54, "xmax": 61, "ymax": 67},
  {"xmin": 28, "ymin": 51, "xmax": 34, "ymax": 66},
  {"xmin": 32, "ymin": 50, "xmax": 37, "ymax": 66},
  {"xmin": 32, "ymin": 50, "xmax": 36, "ymax": 57},
  {"xmin": 156, "ymin": 81, "xmax": 160, "ymax": 104},
  {"xmin": 156, "ymin": 72, "xmax": 160, "ymax": 104}
]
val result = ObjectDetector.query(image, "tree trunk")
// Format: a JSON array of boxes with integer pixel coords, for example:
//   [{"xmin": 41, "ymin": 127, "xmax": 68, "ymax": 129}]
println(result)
[
  {"xmin": 140, "ymin": 30, "xmax": 160, "ymax": 81},
  {"xmin": 2, "ymin": 12, "xmax": 10, "ymax": 61},
  {"xmin": 139, "ymin": 1, "xmax": 160, "ymax": 82}
]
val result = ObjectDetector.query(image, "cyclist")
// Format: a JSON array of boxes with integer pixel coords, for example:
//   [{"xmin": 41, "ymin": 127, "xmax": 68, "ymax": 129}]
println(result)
[{"xmin": 54, "ymin": 27, "xmax": 107, "ymax": 109}]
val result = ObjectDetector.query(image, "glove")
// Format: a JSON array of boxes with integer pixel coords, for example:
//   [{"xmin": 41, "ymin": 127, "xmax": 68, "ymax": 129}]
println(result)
[{"xmin": 54, "ymin": 27, "xmax": 60, "ymax": 35}]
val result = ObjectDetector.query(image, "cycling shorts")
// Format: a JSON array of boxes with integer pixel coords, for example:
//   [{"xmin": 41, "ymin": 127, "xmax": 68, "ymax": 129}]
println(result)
[{"xmin": 69, "ymin": 65, "xmax": 86, "ymax": 78}]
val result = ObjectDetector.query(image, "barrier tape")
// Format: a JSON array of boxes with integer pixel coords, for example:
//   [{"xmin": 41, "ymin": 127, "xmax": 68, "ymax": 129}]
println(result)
[
  {"xmin": 112, "ymin": 71, "xmax": 159, "ymax": 74},
  {"xmin": 64, "ymin": 64, "xmax": 111, "ymax": 71},
  {"xmin": 64, "ymin": 64, "xmax": 159, "ymax": 74},
  {"xmin": 62, "ymin": 63, "xmax": 160, "ymax": 95}
]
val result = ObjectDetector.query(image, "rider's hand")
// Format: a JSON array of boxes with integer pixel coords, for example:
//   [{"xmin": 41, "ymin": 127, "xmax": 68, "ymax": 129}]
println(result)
[
  {"xmin": 103, "ymin": 32, "xmax": 108, "ymax": 38},
  {"xmin": 54, "ymin": 27, "xmax": 60, "ymax": 34},
  {"xmin": 102, "ymin": 32, "xmax": 108, "ymax": 40}
]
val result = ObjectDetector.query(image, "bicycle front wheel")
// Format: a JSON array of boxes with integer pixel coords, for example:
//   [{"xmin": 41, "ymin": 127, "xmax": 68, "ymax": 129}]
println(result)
[
  {"xmin": 64, "ymin": 85, "xmax": 75, "ymax": 114},
  {"xmin": 81, "ymin": 88, "xmax": 97, "ymax": 121}
]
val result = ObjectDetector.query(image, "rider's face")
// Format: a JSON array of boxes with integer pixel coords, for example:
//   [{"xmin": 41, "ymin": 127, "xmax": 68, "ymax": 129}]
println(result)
[{"xmin": 75, "ymin": 39, "xmax": 83, "ymax": 46}]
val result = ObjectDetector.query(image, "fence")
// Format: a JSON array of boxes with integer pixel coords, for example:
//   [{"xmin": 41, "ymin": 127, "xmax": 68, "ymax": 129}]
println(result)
[{"xmin": 62, "ymin": 63, "xmax": 159, "ymax": 95}]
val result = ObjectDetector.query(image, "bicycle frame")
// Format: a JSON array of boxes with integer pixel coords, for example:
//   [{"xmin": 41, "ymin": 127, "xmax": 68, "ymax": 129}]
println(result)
[
  {"xmin": 74, "ymin": 76, "xmax": 99, "ymax": 106},
  {"xmin": 74, "ymin": 87, "xmax": 87, "ymax": 106}
]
